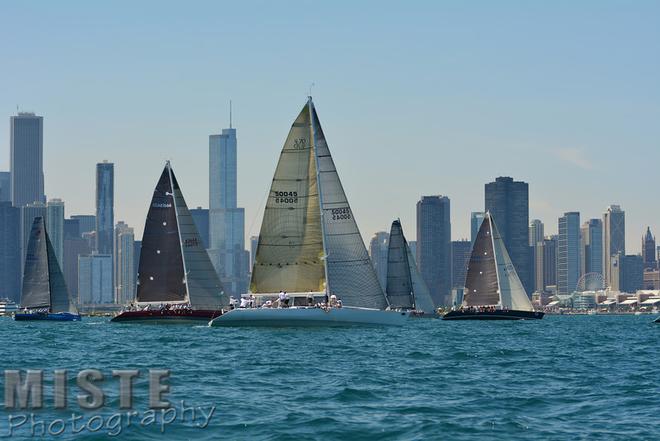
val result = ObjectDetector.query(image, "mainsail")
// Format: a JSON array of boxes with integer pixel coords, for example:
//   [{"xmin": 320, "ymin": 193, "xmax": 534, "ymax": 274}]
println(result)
[
  {"xmin": 21, "ymin": 217, "xmax": 77, "ymax": 313},
  {"xmin": 251, "ymin": 98, "xmax": 387, "ymax": 309},
  {"xmin": 463, "ymin": 212, "xmax": 533, "ymax": 311},
  {"xmin": 385, "ymin": 219, "xmax": 436, "ymax": 313},
  {"xmin": 137, "ymin": 163, "xmax": 227, "ymax": 309}
]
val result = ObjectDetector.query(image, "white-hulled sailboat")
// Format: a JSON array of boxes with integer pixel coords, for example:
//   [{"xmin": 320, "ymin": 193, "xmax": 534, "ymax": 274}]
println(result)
[
  {"xmin": 386, "ymin": 219, "xmax": 437, "ymax": 317},
  {"xmin": 443, "ymin": 212, "xmax": 544, "ymax": 320},
  {"xmin": 210, "ymin": 98, "xmax": 408, "ymax": 327}
]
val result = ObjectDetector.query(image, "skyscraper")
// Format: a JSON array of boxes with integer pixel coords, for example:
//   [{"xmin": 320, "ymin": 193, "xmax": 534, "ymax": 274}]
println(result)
[
  {"xmin": 416, "ymin": 195, "xmax": 451, "ymax": 305},
  {"xmin": 190, "ymin": 207, "xmax": 210, "ymax": 249},
  {"xmin": 95, "ymin": 162, "xmax": 114, "ymax": 254},
  {"xmin": 78, "ymin": 254, "xmax": 113, "ymax": 305},
  {"xmin": 603, "ymin": 205, "xmax": 625, "ymax": 288},
  {"xmin": 209, "ymin": 125, "xmax": 249, "ymax": 296},
  {"xmin": 558, "ymin": 212, "xmax": 581, "ymax": 295},
  {"xmin": 10, "ymin": 112, "xmax": 45, "ymax": 207},
  {"xmin": 611, "ymin": 252, "xmax": 643, "ymax": 293},
  {"xmin": 63, "ymin": 236, "xmax": 91, "ymax": 301},
  {"xmin": 46, "ymin": 198, "xmax": 65, "ymax": 267},
  {"xmin": 0, "ymin": 202, "xmax": 21, "ymax": 302},
  {"xmin": 70, "ymin": 215, "xmax": 96, "ymax": 236},
  {"xmin": 369, "ymin": 231, "xmax": 390, "ymax": 290},
  {"xmin": 114, "ymin": 222, "xmax": 135, "ymax": 305},
  {"xmin": 642, "ymin": 227, "xmax": 656, "ymax": 270},
  {"xmin": 581, "ymin": 219, "xmax": 603, "ymax": 276},
  {"xmin": 0, "ymin": 172, "xmax": 10, "ymax": 202},
  {"xmin": 529, "ymin": 219, "xmax": 545, "ymax": 293},
  {"xmin": 543, "ymin": 236, "xmax": 557, "ymax": 291},
  {"xmin": 451, "ymin": 239, "xmax": 471, "ymax": 289},
  {"xmin": 470, "ymin": 212, "xmax": 485, "ymax": 245},
  {"xmin": 529, "ymin": 220, "xmax": 544, "ymax": 246},
  {"xmin": 485, "ymin": 177, "xmax": 531, "ymax": 294}
]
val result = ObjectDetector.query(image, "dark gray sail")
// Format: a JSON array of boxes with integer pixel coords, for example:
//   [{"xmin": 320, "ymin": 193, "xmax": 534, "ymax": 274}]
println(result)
[
  {"xmin": 21, "ymin": 217, "xmax": 77, "ymax": 313},
  {"xmin": 136, "ymin": 165, "xmax": 187, "ymax": 303},
  {"xmin": 464, "ymin": 214, "xmax": 500, "ymax": 306},
  {"xmin": 385, "ymin": 220, "xmax": 414, "ymax": 308}
]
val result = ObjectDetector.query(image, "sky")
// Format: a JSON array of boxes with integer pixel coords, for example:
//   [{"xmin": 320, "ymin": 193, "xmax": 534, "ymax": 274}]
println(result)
[{"xmin": 1, "ymin": 1, "xmax": 659, "ymax": 250}]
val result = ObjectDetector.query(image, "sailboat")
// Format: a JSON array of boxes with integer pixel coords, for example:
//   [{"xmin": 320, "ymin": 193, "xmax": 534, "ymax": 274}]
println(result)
[
  {"xmin": 112, "ymin": 162, "xmax": 227, "ymax": 323},
  {"xmin": 210, "ymin": 98, "xmax": 408, "ymax": 327},
  {"xmin": 443, "ymin": 212, "xmax": 544, "ymax": 320},
  {"xmin": 385, "ymin": 219, "xmax": 437, "ymax": 317},
  {"xmin": 14, "ymin": 217, "xmax": 81, "ymax": 321}
]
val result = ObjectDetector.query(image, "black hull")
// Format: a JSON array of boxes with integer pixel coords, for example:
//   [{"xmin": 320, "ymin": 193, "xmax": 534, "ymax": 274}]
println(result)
[
  {"xmin": 442, "ymin": 309, "xmax": 544, "ymax": 321},
  {"xmin": 111, "ymin": 309, "xmax": 223, "ymax": 324}
]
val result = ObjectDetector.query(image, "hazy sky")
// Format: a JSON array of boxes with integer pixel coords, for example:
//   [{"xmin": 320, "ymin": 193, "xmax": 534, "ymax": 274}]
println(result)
[{"xmin": 1, "ymin": 1, "xmax": 659, "ymax": 250}]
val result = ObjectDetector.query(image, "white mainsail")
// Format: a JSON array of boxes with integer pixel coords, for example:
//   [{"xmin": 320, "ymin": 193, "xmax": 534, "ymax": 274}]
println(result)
[
  {"xmin": 251, "ymin": 98, "xmax": 387, "ymax": 310},
  {"xmin": 464, "ymin": 212, "xmax": 533, "ymax": 311}
]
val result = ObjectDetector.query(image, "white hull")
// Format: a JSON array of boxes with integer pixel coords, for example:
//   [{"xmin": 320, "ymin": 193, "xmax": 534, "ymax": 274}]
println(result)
[{"xmin": 209, "ymin": 307, "xmax": 409, "ymax": 327}]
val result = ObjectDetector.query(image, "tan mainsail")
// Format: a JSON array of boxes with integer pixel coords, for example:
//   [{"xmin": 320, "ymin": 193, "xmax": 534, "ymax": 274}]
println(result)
[{"xmin": 251, "ymin": 103, "xmax": 325, "ymax": 293}]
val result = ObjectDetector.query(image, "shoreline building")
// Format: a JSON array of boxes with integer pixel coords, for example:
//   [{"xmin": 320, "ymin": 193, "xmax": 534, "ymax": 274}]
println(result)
[
  {"xmin": 558, "ymin": 212, "xmax": 581, "ymax": 295},
  {"xmin": 114, "ymin": 222, "xmax": 135, "ymax": 305},
  {"xmin": 78, "ymin": 253, "xmax": 113, "ymax": 305},
  {"xmin": 208, "ymin": 121, "xmax": 249, "ymax": 296},
  {"xmin": 416, "ymin": 195, "xmax": 451, "ymax": 305},
  {"xmin": 529, "ymin": 219, "xmax": 545, "ymax": 293},
  {"xmin": 485, "ymin": 177, "xmax": 531, "ymax": 295},
  {"xmin": 96, "ymin": 162, "xmax": 114, "ymax": 254},
  {"xmin": 603, "ymin": 205, "xmax": 625, "ymax": 288},
  {"xmin": 642, "ymin": 227, "xmax": 656, "ymax": 270},
  {"xmin": 369, "ymin": 231, "xmax": 390, "ymax": 290},
  {"xmin": 10, "ymin": 112, "xmax": 45, "ymax": 207},
  {"xmin": 581, "ymin": 219, "xmax": 603, "ymax": 277}
]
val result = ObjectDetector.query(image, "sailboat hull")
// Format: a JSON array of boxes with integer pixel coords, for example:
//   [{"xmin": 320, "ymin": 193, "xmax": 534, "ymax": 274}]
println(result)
[
  {"xmin": 111, "ymin": 309, "xmax": 223, "ymax": 324},
  {"xmin": 442, "ymin": 309, "xmax": 544, "ymax": 320},
  {"xmin": 209, "ymin": 307, "xmax": 409, "ymax": 327},
  {"xmin": 14, "ymin": 312, "xmax": 81, "ymax": 322}
]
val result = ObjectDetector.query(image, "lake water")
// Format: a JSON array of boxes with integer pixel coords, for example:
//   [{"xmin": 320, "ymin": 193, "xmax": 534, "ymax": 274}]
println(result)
[{"xmin": 1, "ymin": 314, "xmax": 659, "ymax": 440}]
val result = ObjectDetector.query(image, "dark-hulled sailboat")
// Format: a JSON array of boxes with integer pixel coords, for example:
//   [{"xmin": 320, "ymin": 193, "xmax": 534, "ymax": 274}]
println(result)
[
  {"xmin": 210, "ymin": 98, "xmax": 408, "ymax": 326},
  {"xmin": 112, "ymin": 162, "xmax": 227, "ymax": 323},
  {"xmin": 386, "ymin": 220, "xmax": 437, "ymax": 317},
  {"xmin": 443, "ymin": 212, "xmax": 544, "ymax": 320},
  {"xmin": 14, "ymin": 217, "xmax": 81, "ymax": 321}
]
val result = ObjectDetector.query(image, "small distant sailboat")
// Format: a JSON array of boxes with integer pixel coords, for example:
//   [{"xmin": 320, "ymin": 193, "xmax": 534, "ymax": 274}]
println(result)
[
  {"xmin": 112, "ymin": 162, "xmax": 227, "ymax": 323},
  {"xmin": 210, "ymin": 98, "xmax": 407, "ymax": 327},
  {"xmin": 14, "ymin": 217, "xmax": 81, "ymax": 321},
  {"xmin": 385, "ymin": 220, "xmax": 437, "ymax": 317},
  {"xmin": 443, "ymin": 212, "xmax": 543, "ymax": 320}
]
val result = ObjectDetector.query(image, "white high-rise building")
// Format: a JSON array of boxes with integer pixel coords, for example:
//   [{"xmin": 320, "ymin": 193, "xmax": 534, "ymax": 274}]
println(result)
[
  {"xmin": 78, "ymin": 254, "xmax": 113, "ymax": 304},
  {"xmin": 209, "ymin": 122, "xmax": 249, "ymax": 296},
  {"xmin": 46, "ymin": 199, "xmax": 65, "ymax": 268},
  {"xmin": 114, "ymin": 222, "xmax": 135, "ymax": 304}
]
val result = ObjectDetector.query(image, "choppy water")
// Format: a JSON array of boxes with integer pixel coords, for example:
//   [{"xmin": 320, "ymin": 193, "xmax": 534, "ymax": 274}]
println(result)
[{"xmin": 1, "ymin": 314, "xmax": 660, "ymax": 440}]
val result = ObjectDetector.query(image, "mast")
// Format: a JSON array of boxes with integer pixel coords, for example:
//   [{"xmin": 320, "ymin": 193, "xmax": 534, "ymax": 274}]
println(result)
[
  {"xmin": 168, "ymin": 161, "xmax": 191, "ymax": 304},
  {"xmin": 310, "ymin": 97, "xmax": 331, "ymax": 295}
]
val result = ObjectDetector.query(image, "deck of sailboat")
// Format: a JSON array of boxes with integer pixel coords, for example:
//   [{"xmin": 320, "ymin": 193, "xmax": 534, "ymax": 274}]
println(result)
[{"xmin": 209, "ymin": 306, "xmax": 409, "ymax": 327}]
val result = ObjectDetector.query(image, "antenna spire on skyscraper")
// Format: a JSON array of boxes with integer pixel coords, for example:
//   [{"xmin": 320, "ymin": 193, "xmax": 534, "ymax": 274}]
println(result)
[{"xmin": 229, "ymin": 100, "xmax": 232, "ymax": 129}]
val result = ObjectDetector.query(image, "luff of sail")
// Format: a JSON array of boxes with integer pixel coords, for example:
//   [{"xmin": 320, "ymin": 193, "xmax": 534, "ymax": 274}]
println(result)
[
  {"xmin": 251, "ymin": 103, "xmax": 325, "ymax": 293},
  {"xmin": 464, "ymin": 213, "xmax": 533, "ymax": 311},
  {"xmin": 310, "ymin": 101, "xmax": 388, "ymax": 310},
  {"xmin": 137, "ymin": 163, "xmax": 227, "ymax": 309},
  {"xmin": 21, "ymin": 217, "xmax": 77, "ymax": 313}
]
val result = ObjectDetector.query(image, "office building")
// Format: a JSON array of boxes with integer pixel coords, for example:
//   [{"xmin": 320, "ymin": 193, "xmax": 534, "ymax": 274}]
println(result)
[
  {"xmin": 208, "ymin": 125, "xmax": 249, "ymax": 295},
  {"xmin": 543, "ymin": 236, "xmax": 557, "ymax": 290},
  {"xmin": 529, "ymin": 219, "xmax": 544, "ymax": 293},
  {"xmin": 369, "ymin": 231, "xmax": 390, "ymax": 290},
  {"xmin": 581, "ymin": 219, "xmax": 603, "ymax": 276},
  {"xmin": 190, "ymin": 207, "xmax": 210, "ymax": 249},
  {"xmin": 470, "ymin": 212, "xmax": 485, "ymax": 245},
  {"xmin": 611, "ymin": 253, "xmax": 643, "ymax": 294},
  {"xmin": 0, "ymin": 202, "xmax": 21, "ymax": 302},
  {"xmin": 485, "ymin": 177, "xmax": 531, "ymax": 294},
  {"xmin": 642, "ymin": 227, "xmax": 656, "ymax": 270},
  {"xmin": 603, "ymin": 205, "xmax": 625, "ymax": 288},
  {"xmin": 114, "ymin": 222, "xmax": 135, "ymax": 305},
  {"xmin": 95, "ymin": 162, "xmax": 114, "ymax": 254},
  {"xmin": 46, "ymin": 198, "xmax": 65, "ymax": 267},
  {"xmin": 10, "ymin": 112, "xmax": 44, "ymax": 207},
  {"xmin": 63, "ymin": 237, "xmax": 92, "ymax": 300},
  {"xmin": 416, "ymin": 195, "xmax": 451, "ymax": 305},
  {"xmin": 78, "ymin": 254, "xmax": 113, "ymax": 304},
  {"xmin": 0, "ymin": 172, "xmax": 10, "ymax": 202},
  {"xmin": 558, "ymin": 212, "xmax": 581, "ymax": 295},
  {"xmin": 451, "ymin": 240, "xmax": 471, "ymax": 289},
  {"xmin": 71, "ymin": 215, "xmax": 96, "ymax": 236}
]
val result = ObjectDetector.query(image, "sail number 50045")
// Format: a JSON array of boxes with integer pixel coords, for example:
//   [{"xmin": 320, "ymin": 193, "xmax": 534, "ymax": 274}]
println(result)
[
  {"xmin": 274, "ymin": 191, "xmax": 298, "ymax": 204},
  {"xmin": 331, "ymin": 208, "xmax": 351, "ymax": 221}
]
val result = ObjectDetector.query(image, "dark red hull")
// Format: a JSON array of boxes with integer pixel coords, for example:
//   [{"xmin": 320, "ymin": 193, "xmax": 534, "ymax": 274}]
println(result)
[{"xmin": 111, "ymin": 309, "xmax": 223, "ymax": 323}]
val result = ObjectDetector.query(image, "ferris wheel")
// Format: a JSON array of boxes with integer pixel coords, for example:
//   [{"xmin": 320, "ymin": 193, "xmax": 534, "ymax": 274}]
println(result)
[{"xmin": 576, "ymin": 272, "xmax": 606, "ymax": 292}]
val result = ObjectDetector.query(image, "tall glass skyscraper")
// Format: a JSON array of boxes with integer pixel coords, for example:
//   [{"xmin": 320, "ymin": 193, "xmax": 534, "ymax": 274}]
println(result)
[
  {"xmin": 10, "ymin": 112, "xmax": 45, "ymax": 207},
  {"xmin": 95, "ymin": 162, "xmax": 114, "ymax": 255},
  {"xmin": 581, "ymin": 219, "xmax": 603, "ymax": 276},
  {"xmin": 114, "ymin": 222, "xmax": 135, "ymax": 305},
  {"xmin": 46, "ymin": 198, "xmax": 65, "ymax": 268},
  {"xmin": 603, "ymin": 205, "xmax": 625, "ymax": 288},
  {"xmin": 0, "ymin": 202, "xmax": 21, "ymax": 302},
  {"xmin": 485, "ymin": 177, "xmax": 531, "ymax": 295},
  {"xmin": 558, "ymin": 212, "xmax": 581, "ymax": 295},
  {"xmin": 0, "ymin": 172, "xmax": 10, "ymax": 202},
  {"xmin": 209, "ymin": 126, "xmax": 249, "ymax": 296},
  {"xmin": 416, "ymin": 195, "xmax": 451, "ymax": 305}
]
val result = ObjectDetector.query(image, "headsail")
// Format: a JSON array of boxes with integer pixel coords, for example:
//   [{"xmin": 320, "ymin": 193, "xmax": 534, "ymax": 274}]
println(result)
[
  {"xmin": 137, "ymin": 163, "xmax": 227, "ymax": 309},
  {"xmin": 463, "ymin": 213, "xmax": 533, "ymax": 311},
  {"xmin": 311, "ymin": 101, "xmax": 388, "ymax": 309},
  {"xmin": 251, "ymin": 103, "xmax": 325, "ymax": 293},
  {"xmin": 385, "ymin": 220, "xmax": 414, "ymax": 309},
  {"xmin": 406, "ymin": 247, "xmax": 436, "ymax": 314}
]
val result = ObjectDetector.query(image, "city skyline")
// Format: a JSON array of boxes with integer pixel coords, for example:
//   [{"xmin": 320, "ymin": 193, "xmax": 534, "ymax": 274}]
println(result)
[{"xmin": 1, "ymin": 2, "xmax": 659, "ymax": 249}]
